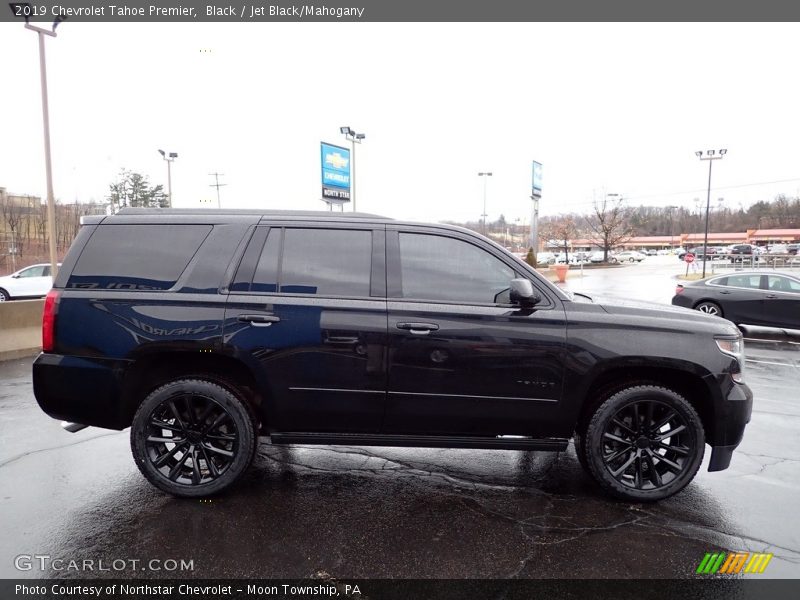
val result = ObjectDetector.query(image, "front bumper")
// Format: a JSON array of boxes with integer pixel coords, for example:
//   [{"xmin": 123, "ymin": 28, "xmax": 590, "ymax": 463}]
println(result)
[{"xmin": 708, "ymin": 379, "xmax": 752, "ymax": 472}]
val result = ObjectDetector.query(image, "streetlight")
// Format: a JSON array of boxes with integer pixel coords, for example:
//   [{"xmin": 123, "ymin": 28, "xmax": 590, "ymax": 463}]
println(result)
[
  {"xmin": 696, "ymin": 149, "xmax": 727, "ymax": 277},
  {"xmin": 158, "ymin": 149, "xmax": 178, "ymax": 207},
  {"xmin": 478, "ymin": 172, "xmax": 492, "ymax": 235},
  {"xmin": 17, "ymin": 8, "xmax": 65, "ymax": 280},
  {"xmin": 340, "ymin": 126, "xmax": 365, "ymax": 211}
]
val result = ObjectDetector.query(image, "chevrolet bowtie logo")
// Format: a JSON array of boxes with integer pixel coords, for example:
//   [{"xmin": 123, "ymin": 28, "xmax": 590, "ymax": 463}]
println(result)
[{"xmin": 325, "ymin": 152, "xmax": 349, "ymax": 170}]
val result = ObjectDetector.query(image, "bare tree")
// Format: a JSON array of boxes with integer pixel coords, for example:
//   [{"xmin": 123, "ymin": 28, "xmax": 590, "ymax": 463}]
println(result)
[
  {"xmin": 586, "ymin": 194, "xmax": 633, "ymax": 261},
  {"xmin": 541, "ymin": 216, "xmax": 579, "ymax": 263}
]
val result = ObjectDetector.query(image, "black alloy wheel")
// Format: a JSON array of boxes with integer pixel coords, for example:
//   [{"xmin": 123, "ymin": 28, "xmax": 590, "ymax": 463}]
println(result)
[
  {"xmin": 131, "ymin": 379, "xmax": 257, "ymax": 497},
  {"xmin": 584, "ymin": 385, "xmax": 704, "ymax": 501}
]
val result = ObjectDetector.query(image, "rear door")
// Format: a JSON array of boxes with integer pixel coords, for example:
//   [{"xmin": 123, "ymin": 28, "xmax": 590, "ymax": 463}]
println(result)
[
  {"xmin": 709, "ymin": 274, "xmax": 766, "ymax": 324},
  {"xmin": 383, "ymin": 227, "xmax": 567, "ymax": 437},
  {"xmin": 223, "ymin": 223, "xmax": 388, "ymax": 433}
]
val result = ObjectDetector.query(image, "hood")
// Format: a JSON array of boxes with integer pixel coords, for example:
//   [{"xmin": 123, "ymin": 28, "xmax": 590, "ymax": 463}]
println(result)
[{"xmin": 583, "ymin": 294, "xmax": 741, "ymax": 336}]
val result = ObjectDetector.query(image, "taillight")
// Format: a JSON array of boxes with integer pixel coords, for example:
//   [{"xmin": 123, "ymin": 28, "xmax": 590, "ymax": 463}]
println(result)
[
  {"xmin": 42, "ymin": 289, "xmax": 59, "ymax": 352},
  {"xmin": 675, "ymin": 285, "xmax": 685, "ymax": 295}
]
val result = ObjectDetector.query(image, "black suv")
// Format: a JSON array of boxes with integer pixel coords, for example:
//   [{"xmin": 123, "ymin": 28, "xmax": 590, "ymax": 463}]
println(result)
[{"xmin": 33, "ymin": 209, "xmax": 752, "ymax": 501}]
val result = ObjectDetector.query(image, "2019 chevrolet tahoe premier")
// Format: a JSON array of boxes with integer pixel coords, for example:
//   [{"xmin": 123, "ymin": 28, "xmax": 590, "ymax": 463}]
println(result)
[{"xmin": 32, "ymin": 209, "xmax": 752, "ymax": 501}]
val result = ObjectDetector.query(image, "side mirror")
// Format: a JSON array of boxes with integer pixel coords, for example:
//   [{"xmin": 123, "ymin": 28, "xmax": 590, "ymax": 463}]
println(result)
[{"xmin": 509, "ymin": 278, "xmax": 540, "ymax": 306}]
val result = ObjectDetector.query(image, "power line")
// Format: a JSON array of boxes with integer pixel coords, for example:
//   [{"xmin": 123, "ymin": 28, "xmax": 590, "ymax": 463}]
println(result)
[{"xmin": 208, "ymin": 172, "xmax": 226, "ymax": 208}]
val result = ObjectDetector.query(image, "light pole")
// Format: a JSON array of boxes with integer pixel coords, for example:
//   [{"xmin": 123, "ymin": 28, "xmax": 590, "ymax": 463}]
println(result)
[
  {"xmin": 478, "ymin": 172, "xmax": 492, "ymax": 235},
  {"xmin": 340, "ymin": 127, "xmax": 365, "ymax": 211},
  {"xmin": 667, "ymin": 205, "xmax": 678, "ymax": 251},
  {"xmin": 696, "ymin": 149, "xmax": 727, "ymax": 277},
  {"xmin": 158, "ymin": 149, "xmax": 178, "ymax": 207},
  {"xmin": 20, "ymin": 13, "xmax": 65, "ymax": 280}
]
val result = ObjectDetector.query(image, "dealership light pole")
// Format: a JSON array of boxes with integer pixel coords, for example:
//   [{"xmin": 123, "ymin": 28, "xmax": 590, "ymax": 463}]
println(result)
[
  {"xmin": 696, "ymin": 149, "xmax": 727, "ymax": 278},
  {"xmin": 158, "ymin": 149, "xmax": 178, "ymax": 207},
  {"xmin": 478, "ymin": 172, "xmax": 492, "ymax": 235},
  {"xmin": 340, "ymin": 127, "xmax": 365, "ymax": 211},
  {"xmin": 21, "ymin": 14, "xmax": 65, "ymax": 280}
]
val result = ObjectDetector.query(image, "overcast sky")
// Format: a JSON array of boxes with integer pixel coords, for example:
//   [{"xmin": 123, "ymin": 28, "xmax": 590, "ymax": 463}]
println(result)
[{"xmin": 2, "ymin": 22, "xmax": 799, "ymax": 224}]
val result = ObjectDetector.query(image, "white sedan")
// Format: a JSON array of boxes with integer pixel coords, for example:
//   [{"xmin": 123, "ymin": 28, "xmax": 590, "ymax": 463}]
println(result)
[
  {"xmin": 615, "ymin": 251, "xmax": 647, "ymax": 263},
  {"xmin": 0, "ymin": 263, "xmax": 59, "ymax": 302}
]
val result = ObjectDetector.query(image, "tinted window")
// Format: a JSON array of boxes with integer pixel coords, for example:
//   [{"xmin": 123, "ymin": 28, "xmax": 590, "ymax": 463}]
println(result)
[
  {"xmin": 68, "ymin": 225, "xmax": 211, "ymax": 290},
  {"xmin": 767, "ymin": 275, "xmax": 800, "ymax": 293},
  {"xmin": 398, "ymin": 233, "xmax": 515, "ymax": 304},
  {"xmin": 251, "ymin": 229, "xmax": 282, "ymax": 293},
  {"xmin": 278, "ymin": 229, "xmax": 372, "ymax": 296},
  {"xmin": 726, "ymin": 274, "xmax": 762, "ymax": 289}
]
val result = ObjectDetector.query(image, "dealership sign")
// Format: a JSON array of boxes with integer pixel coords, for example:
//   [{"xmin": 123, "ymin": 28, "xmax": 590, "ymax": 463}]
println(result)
[
  {"xmin": 321, "ymin": 142, "xmax": 351, "ymax": 203},
  {"xmin": 532, "ymin": 161, "xmax": 542, "ymax": 198}
]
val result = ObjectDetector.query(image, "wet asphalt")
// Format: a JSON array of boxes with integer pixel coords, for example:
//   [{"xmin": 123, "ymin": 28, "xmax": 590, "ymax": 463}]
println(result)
[{"xmin": 0, "ymin": 257, "xmax": 798, "ymax": 580}]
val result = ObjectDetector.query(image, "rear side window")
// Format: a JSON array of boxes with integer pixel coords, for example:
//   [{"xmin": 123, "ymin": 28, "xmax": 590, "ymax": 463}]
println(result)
[
  {"xmin": 242, "ymin": 228, "xmax": 373, "ymax": 296},
  {"xmin": 726, "ymin": 274, "xmax": 762, "ymax": 289},
  {"xmin": 67, "ymin": 224, "xmax": 211, "ymax": 290}
]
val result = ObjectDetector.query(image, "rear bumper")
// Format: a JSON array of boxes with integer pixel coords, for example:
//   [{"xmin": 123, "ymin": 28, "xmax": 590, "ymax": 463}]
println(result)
[
  {"xmin": 33, "ymin": 352, "xmax": 132, "ymax": 429},
  {"xmin": 708, "ymin": 380, "xmax": 753, "ymax": 472}
]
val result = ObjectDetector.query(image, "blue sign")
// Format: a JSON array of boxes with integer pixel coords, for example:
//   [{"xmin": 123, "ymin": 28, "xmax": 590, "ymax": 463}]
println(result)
[
  {"xmin": 532, "ymin": 161, "xmax": 542, "ymax": 197},
  {"xmin": 321, "ymin": 142, "xmax": 351, "ymax": 202}
]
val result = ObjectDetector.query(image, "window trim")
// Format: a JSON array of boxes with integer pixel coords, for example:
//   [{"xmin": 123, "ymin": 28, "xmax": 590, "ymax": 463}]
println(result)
[{"xmin": 386, "ymin": 227, "xmax": 556, "ymax": 309}]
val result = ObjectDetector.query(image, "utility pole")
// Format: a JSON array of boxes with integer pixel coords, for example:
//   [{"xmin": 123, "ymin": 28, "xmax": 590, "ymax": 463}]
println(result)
[
  {"xmin": 209, "ymin": 173, "xmax": 226, "ymax": 208},
  {"xmin": 696, "ymin": 149, "xmax": 727, "ymax": 278},
  {"xmin": 478, "ymin": 172, "xmax": 492, "ymax": 236}
]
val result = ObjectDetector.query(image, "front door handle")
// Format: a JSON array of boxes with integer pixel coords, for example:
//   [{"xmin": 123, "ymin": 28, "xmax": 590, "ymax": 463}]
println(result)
[
  {"xmin": 765, "ymin": 294, "xmax": 778, "ymax": 299},
  {"xmin": 719, "ymin": 290, "xmax": 732, "ymax": 294},
  {"xmin": 396, "ymin": 322, "xmax": 439, "ymax": 335},
  {"xmin": 238, "ymin": 314, "xmax": 281, "ymax": 327}
]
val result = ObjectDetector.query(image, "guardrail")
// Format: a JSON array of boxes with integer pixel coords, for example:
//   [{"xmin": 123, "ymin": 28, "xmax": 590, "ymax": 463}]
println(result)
[
  {"xmin": 0, "ymin": 299, "xmax": 43, "ymax": 361},
  {"xmin": 709, "ymin": 254, "xmax": 800, "ymax": 273}
]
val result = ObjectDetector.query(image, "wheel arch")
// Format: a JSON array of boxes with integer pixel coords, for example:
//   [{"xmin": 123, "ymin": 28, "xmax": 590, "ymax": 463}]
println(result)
[
  {"xmin": 119, "ymin": 351, "xmax": 266, "ymax": 432},
  {"xmin": 575, "ymin": 365, "xmax": 717, "ymax": 444}
]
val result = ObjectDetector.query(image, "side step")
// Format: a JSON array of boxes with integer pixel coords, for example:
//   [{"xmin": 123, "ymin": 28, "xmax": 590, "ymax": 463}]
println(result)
[{"xmin": 269, "ymin": 432, "xmax": 568, "ymax": 452}]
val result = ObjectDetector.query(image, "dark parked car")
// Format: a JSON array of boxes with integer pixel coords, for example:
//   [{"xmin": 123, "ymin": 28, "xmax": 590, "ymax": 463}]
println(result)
[
  {"xmin": 33, "ymin": 209, "xmax": 752, "ymax": 502},
  {"xmin": 727, "ymin": 244, "xmax": 761, "ymax": 263},
  {"xmin": 673, "ymin": 271, "xmax": 800, "ymax": 329},
  {"xmin": 687, "ymin": 246, "xmax": 717, "ymax": 259}
]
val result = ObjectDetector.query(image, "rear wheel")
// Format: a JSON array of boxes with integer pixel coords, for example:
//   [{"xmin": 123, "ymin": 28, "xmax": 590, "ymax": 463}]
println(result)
[
  {"xmin": 130, "ymin": 378, "xmax": 257, "ymax": 497},
  {"xmin": 584, "ymin": 385, "xmax": 705, "ymax": 501},
  {"xmin": 695, "ymin": 301, "xmax": 723, "ymax": 317}
]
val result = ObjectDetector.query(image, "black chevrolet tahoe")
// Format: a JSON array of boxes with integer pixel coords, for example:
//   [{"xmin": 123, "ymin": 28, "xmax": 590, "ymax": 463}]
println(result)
[{"xmin": 33, "ymin": 209, "xmax": 752, "ymax": 501}]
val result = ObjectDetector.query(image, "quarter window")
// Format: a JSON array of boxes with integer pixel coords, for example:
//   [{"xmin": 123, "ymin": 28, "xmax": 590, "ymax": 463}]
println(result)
[{"xmin": 398, "ymin": 233, "xmax": 515, "ymax": 304}]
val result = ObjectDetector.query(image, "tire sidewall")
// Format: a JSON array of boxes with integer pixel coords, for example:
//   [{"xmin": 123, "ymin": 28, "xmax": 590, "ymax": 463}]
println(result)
[
  {"xmin": 130, "ymin": 379, "xmax": 256, "ymax": 498},
  {"xmin": 585, "ymin": 386, "xmax": 705, "ymax": 502}
]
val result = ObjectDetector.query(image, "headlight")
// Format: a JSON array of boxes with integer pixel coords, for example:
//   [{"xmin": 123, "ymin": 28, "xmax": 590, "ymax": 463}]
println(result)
[{"xmin": 715, "ymin": 336, "xmax": 745, "ymax": 382}]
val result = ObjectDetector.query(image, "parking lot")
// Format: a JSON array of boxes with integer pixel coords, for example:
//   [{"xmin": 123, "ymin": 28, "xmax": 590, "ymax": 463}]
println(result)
[{"xmin": 1, "ymin": 256, "xmax": 798, "ymax": 580}]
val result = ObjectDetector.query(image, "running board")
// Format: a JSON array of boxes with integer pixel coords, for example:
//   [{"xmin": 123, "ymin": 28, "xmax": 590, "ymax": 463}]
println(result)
[{"xmin": 269, "ymin": 432, "xmax": 568, "ymax": 451}]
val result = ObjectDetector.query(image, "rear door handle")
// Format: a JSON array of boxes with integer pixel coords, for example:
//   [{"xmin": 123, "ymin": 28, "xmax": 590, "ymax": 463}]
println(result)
[
  {"xmin": 238, "ymin": 314, "xmax": 280, "ymax": 327},
  {"xmin": 765, "ymin": 294, "xmax": 778, "ymax": 299},
  {"xmin": 396, "ymin": 322, "xmax": 439, "ymax": 335},
  {"xmin": 719, "ymin": 290, "xmax": 732, "ymax": 294}
]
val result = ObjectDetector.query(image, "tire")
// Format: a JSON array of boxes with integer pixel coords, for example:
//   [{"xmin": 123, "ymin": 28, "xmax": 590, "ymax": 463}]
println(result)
[
  {"xmin": 629, "ymin": 258, "xmax": 635, "ymax": 263},
  {"xmin": 584, "ymin": 385, "xmax": 705, "ymax": 501},
  {"xmin": 130, "ymin": 378, "xmax": 257, "ymax": 498},
  {"xmin": 572, "ymin": 430, "xmax": 590, "ymax": 475},
  {"xmin": 695, "ymin": 301, "xmax": 723, "ymax": 317},
  {"xmin": 0, "ymin": 288, "xmax": 9, "ymax": 302}
]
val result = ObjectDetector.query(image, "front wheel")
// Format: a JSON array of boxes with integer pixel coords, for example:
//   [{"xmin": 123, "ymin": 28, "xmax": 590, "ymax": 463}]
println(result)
[
  {"xmin": 0, "ymin": 288, "xmax": 9, "ymax": 302},
  {"xmin": 584, "ymin": 385, "xmax": 705, "ymax": 501},
  {"xmin": 130, "ymin": 378, "xmax": 257, "ymax": 497}
]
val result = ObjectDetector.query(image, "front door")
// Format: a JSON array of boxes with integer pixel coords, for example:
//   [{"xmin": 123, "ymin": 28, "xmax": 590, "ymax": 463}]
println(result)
[
  {"xmin": 383, "ymin": 229, "xmax": 567, "ymax": 437},
  {"xmin": 223, "ymin": 225, "xmax": 388, "ymax": 433}
]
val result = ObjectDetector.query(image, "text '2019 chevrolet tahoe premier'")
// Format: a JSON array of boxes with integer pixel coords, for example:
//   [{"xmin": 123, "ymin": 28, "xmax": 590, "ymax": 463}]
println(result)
[{"xmin": 33, "ymin": 209, "xmax": 752, "ymax": 501}]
